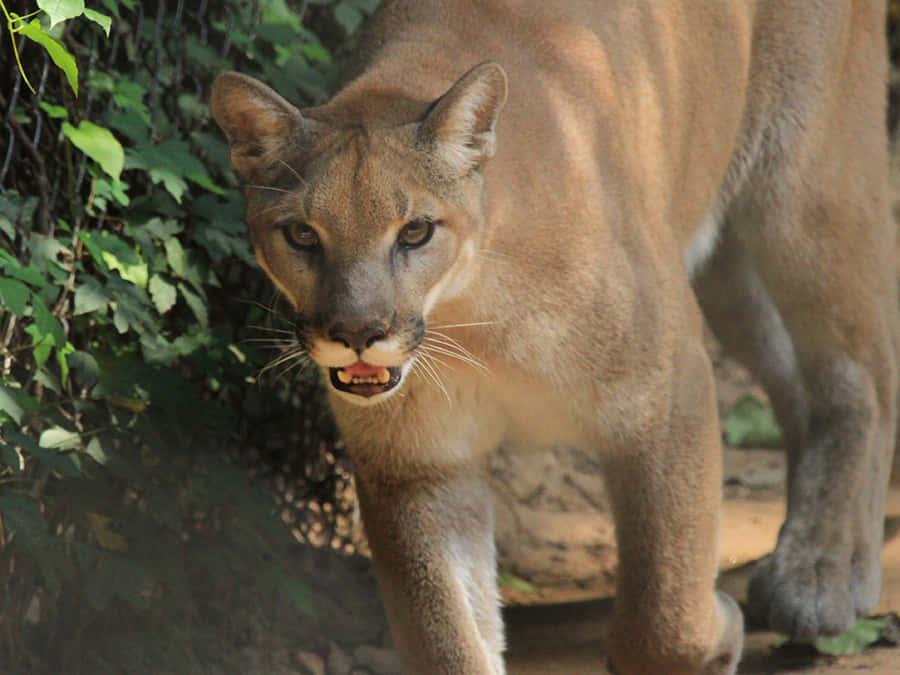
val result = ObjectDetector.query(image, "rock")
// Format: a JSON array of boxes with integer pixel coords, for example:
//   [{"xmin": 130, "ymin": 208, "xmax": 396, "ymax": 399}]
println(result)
[
  {"xmin": 352, "ymin": 645, "xmax": 401, "ymax": 674},
  {"xmin": 489, "ymin": 445, "xmax": 618, "ymax": 603},
  {"xmin": 327, "ymin": 642, "xmax": 353, "ymax": 675},
  {"xmin": 295, "ymin": 649, "xmax": 326, "ymax": 675}
]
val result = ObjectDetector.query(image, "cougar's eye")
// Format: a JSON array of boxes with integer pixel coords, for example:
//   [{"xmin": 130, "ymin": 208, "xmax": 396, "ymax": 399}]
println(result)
[
  {"xmin": 398, "ymin": 217, "xmax": 435, "ymax": 248},
  {"xmin": 282, "ymin": 221, "xmax": 320, "ymax": 250}
]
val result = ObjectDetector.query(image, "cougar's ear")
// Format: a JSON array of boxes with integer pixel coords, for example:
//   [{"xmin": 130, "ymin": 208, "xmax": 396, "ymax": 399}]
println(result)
[
  {"xmin": 418, "ymin": 62, "xmax": 508, "ymax": 174},
  {"xmin": 210, "ymin": 72, "xmax": 316, "ymax": 181}
]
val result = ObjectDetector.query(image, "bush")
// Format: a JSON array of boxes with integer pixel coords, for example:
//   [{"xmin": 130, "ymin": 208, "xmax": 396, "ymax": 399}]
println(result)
[{"xmin": 0, "ymin": 1, "xmax": 377, "ymax": 671}]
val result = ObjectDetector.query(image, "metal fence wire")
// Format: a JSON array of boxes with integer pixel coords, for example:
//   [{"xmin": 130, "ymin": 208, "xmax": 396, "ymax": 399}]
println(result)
[{"xmin": 1, "ymin": 1, "xmax": 247, "ymax": 226}]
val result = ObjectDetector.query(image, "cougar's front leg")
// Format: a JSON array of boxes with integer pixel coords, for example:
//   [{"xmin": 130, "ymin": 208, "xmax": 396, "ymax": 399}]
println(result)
[
  {"xmin": 354, "ymin": 468, "xmax": 504, "ymax": 675},
  {"xmin": 604, "ymin": 341, "xmax": 743, "ymax": 675}
]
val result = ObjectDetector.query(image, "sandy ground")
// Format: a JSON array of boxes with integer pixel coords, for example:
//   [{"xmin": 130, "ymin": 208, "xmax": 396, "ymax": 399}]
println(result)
[{"xmin": 504, "ymin": 466, "xmax": 900, "ymax": 674}]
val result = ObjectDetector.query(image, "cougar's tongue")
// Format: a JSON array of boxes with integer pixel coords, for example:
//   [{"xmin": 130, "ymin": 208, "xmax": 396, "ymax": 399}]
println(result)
[{"xmin": 342, "ymin": 361, "xmax": 384, "ymax": 377}]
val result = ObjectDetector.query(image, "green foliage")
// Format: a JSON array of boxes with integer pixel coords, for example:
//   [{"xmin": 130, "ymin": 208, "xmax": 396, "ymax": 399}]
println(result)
[
  {"xmin": 497, "ymin": 571, "xmax": 536, "ymax": 594},
  {"xmin": 773, "ymin": 616, "xmax": 889, "ymax": 656},
  {"xmin": 0, "ymin": 1, "xmax": 377, "ymax": 671},
  {"xmin": 723, "ymin": 394, "xmax": 784, "ymax": 448}
]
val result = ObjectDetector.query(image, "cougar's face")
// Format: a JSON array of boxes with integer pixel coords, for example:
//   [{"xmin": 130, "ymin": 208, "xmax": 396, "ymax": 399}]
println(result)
[
  {"xmin": 211, "ymin": 64, "xmax": 507, "ymax": 404},
  {"xmin": 248, "ymin": 129, "xmax": 480, "ymax": 405}
]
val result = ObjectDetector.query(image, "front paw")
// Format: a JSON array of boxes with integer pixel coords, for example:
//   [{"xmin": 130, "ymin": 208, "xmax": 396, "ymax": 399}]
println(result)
[{"xmin": 746, "ymin": 551, "xmax": 858, "ymax": 641}]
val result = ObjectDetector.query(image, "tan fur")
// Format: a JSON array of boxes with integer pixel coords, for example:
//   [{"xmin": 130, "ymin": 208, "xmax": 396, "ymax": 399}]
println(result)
[{"xmin": 211, "ymin": 1, "xmax": 899, "ymax": 673}]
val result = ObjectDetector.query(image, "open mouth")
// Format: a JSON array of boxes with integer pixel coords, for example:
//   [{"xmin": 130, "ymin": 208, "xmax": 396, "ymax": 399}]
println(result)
[{"xmin": 329, "ymin": 361, "xmax": 402, "ymax": 398}]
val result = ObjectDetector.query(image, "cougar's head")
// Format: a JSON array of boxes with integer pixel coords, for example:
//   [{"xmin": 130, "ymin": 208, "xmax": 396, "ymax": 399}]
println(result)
[{"xmin": 211, "ymin": 64, "xmax": 507, "ymax": 404}]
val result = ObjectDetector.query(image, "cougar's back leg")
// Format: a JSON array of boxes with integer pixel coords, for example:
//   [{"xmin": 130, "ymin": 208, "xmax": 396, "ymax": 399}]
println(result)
[{"xmin": 707, "ymin": 38, "xmax": 896, "ymax": 640}]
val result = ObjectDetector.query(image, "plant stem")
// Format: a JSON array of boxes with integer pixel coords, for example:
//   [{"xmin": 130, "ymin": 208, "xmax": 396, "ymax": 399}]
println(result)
[{"xmin": 0, "ymin": 2, "xmax": 40, "ymax": 94}]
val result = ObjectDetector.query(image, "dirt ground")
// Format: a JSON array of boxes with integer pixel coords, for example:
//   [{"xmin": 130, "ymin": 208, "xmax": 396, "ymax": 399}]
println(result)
[
  {"xmin": 504, "ymin": 481, "xmax": 900, "ymax": 674},
  {"xmin": 503, "ymin": 355, "xmax": 900, "ymax": 674}
]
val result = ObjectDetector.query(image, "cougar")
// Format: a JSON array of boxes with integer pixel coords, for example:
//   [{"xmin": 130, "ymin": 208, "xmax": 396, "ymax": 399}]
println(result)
[{"xmin": 211, "ymin": 1, "xmax": 899, "ymax": 672}]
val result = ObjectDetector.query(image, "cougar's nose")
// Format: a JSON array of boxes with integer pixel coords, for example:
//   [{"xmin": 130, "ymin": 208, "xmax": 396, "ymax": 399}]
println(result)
[{"xmin": 328, "ymin": 322, "xmax": 387, "ymax": 352}]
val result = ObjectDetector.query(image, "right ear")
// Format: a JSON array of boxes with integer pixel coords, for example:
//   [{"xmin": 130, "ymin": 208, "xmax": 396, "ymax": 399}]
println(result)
[{"xmin": 210, "ymin": 72, "xmax": 314, "ymax": 182}]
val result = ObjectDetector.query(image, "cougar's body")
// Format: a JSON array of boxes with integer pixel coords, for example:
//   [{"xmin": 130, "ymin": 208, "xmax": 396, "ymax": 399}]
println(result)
[{"xmin": 212, "ymin": 2, "xmax": 898, "ymax": 672}]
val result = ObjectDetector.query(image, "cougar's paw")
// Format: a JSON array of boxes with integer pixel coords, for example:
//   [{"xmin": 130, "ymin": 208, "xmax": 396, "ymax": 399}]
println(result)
[
  {"xmin": 746, "ymin": 552, "xmax": 859, "ymax": 641},
  {"xmin": 607, "ymin": 593, "xmax": 743, "ymax": 675},
  {"xmin": 702, "ymin": 592, "xmax": 743, "ymax": 675}
]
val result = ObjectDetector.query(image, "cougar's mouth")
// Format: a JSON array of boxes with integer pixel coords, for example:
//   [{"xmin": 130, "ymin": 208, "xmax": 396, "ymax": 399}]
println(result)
[{"xmin": 329, "ymin": 361, "xmax": 402, "ymax": 398}]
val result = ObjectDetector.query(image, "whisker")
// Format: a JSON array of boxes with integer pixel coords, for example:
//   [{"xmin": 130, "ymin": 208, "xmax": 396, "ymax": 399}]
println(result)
[
  {"xmin": 423, "ymin": 336, "xmax": 486, "ymax": 364},
  {"xmin": 258, "ymin": 347, "xmax": 306, "ymax": 378},
  {"xmin": 245, "ymin": 184, "xmax": 290, "ymax": 194},
  {"xmin": 417, "ymin": 348, "xmax": 453, "ymax": 374},
  {"xmin": 423, "ymin": 333, "xmax": 490, "ymax": 373},
  {"xmin": 414, "ymin": 353, "xmax": 452, "ymax": 406},
  {"xmin": 427, "ymin": 330, "xmax": 484, "ymax": 355},
  {"xmin": 240, "ymin": 339, "xmax": 295, "ymax": 349},
  {"xmin": 235, "ymin": 298, "xmax": 288, "ymax": 317},
  {"xmin": 276, "ymin": 353, "xmax": 313, "ymax": 382},
  {"xmin": 421, "ymin": 342, "xmax": 489, "ymax": 374},
  {"xmin": 248, "ymin": 324, "xmax": 295, "ymax": 334},
  {"xmin": 428, "ymin": 321, "xmax": 498, "ymax": 329},
  {"xmin": 476, "ymin": 248, "xmax": 512, "ymax": 264},
  {"xmin": 277, "ymin": 159, "xmax": 307, "ymax": 187}
]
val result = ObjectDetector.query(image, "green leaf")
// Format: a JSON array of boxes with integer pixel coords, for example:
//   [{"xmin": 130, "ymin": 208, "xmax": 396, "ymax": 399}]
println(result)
[
  {"xmin": 76, "ymin": 231, "xmax": 109, "ymax": 273},
  {"xmin": 774, "ymin": 617, "xmax": 888, "ymax": 656},
  {"xmin": 66, "ymin": 350, "xmax": 100, "ymax": 388},
  {"xmin": 55, "ymin": 340, "xmax": 74, "ymax": 386},
  {"xmin": 84, "ymin": 437, "xmax": 107, "ymax": 464},
  {"xmin": 101, "ymin": 249, "xmax": 147, "ymax": 287},
  {"xmin": 0, "ymin": 277, "xmax": 31, "ymax": 316},
  {"xmin": 93, "ymin": 176, "xmax": 130, "ymax": 208},
  {"xmin": 38, "ymin": 102, "xmax": 68, "ymax": 119},
  {"xmin": 140, "ymin": 333, "xmax": 178, "ymax": 366},
  {"xmin": 83, "ymin": 8, "xmax": 112, "ymax": 36},
  {"xmin": 26, "ymin": 233, "xmax": 67, "ymax": 270},
  {"xmin": 0, "ymin": 192, "xmax": 38, "ymax": 240},
  {"xmin": 347, "ymin": 0, "xmax": 380, "ymax": 12},
  {"xmin": 5, "ymin": 428, "xmax": 81, "ymax": 476},
  {"xmin": 723, "ymin": 395, "xmax": 783, "ymax": 448},
  {"xmin": 142, "ymin": 217, "xmax": 182, "ymax": 240},
  {"xmin": 0, "ymin": 492, "xmax": 47, "ymax": 537},
  {"xmin": 73, "ymin": 276, "xmax": 111, "ymax": 315},
  {"xmin": 18, "ymin": 20, "xmax": 79, "ymax": 96},
  {"xmin": 62, "ymin": 121, "xmax": 124, "ymax": 180},
  {"xmin": 36, "ymin": 0, "xmax": 85, "ymax": 28},
  {"xmin": 125, "ymin": 139, "xmax": 222, "ymax": 202},
  {"xmin": 497, "ymin": 572, "xmax": 536, "ymax": 593},
  {"xmin": 164, "ymin": 238, "xmax": 185, "ymax": 277},
  {"xmin": 177, "ymin": 282, "xmax": 208, "ymax": 328},
  {"xmin": 112, "ymin": 306, "xmax": 129, "ymax": 333},
  {"xmin": 111, "ymin": 78, "xmax": 149, "ymax": 123},
  {"xmin": 35, "ymin": 367, "xmax": 61, "ymax": 394},
  {"xmin": 814, "ymin": 617, "xmax": 886, "ymax": 656},
  {"xmin": 1, "ymin": 442, "xmax": 23, "ymax": 471},
  {"xmin": 149, "ymin": 167, "xmax": 188, "ymax": 203},
  {"xmin": 148, "ymin": 274, "xmax": 176, "ymax": 314},
  {"xmin": 0, "ymin": 386, "xmax": 25, "ymax": 424},
  {"xmin": 333, "ymin": 3, "xmax": 364, "ymax": 33},
  {"xmin": 24, "ymin": 324, "xmax": 53, "ymax": 369},
  {"xmin": 82, "ymin": 231, "xmax": 147, "ymax": 286},
  {"xmin": 108, "ymin": 109, "xmax": 149, "ymax": 144},
  {"xmin": 31, "ymin": 294, "xmax": 66, "ymax": 347},
  {"xmin": 39, "ymin": 426, "xmax": 81, "ymax": 450},
  {"xmin": 301, "ymin": 43, "xmax": 332, "ymax": 64}
]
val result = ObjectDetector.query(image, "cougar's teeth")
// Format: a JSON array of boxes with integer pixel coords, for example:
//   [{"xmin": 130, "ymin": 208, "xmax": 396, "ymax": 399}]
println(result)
[
  {"xmin": 336, "ymin": 369, "xmax": 353, "ymax": 384},
  {"xmin": 376, "ymin": 368, "xmax": 390, "ymax": 384}
]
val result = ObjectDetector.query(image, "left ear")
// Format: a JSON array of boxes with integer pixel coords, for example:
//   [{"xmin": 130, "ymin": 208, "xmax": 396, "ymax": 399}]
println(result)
[
  {"xmin": 210, "ymin": 71, "xmax": 319, "ymax": 182},
  {"xmin": 418, "ymin": 62, "xmax": 508, "ymax": 174}
]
